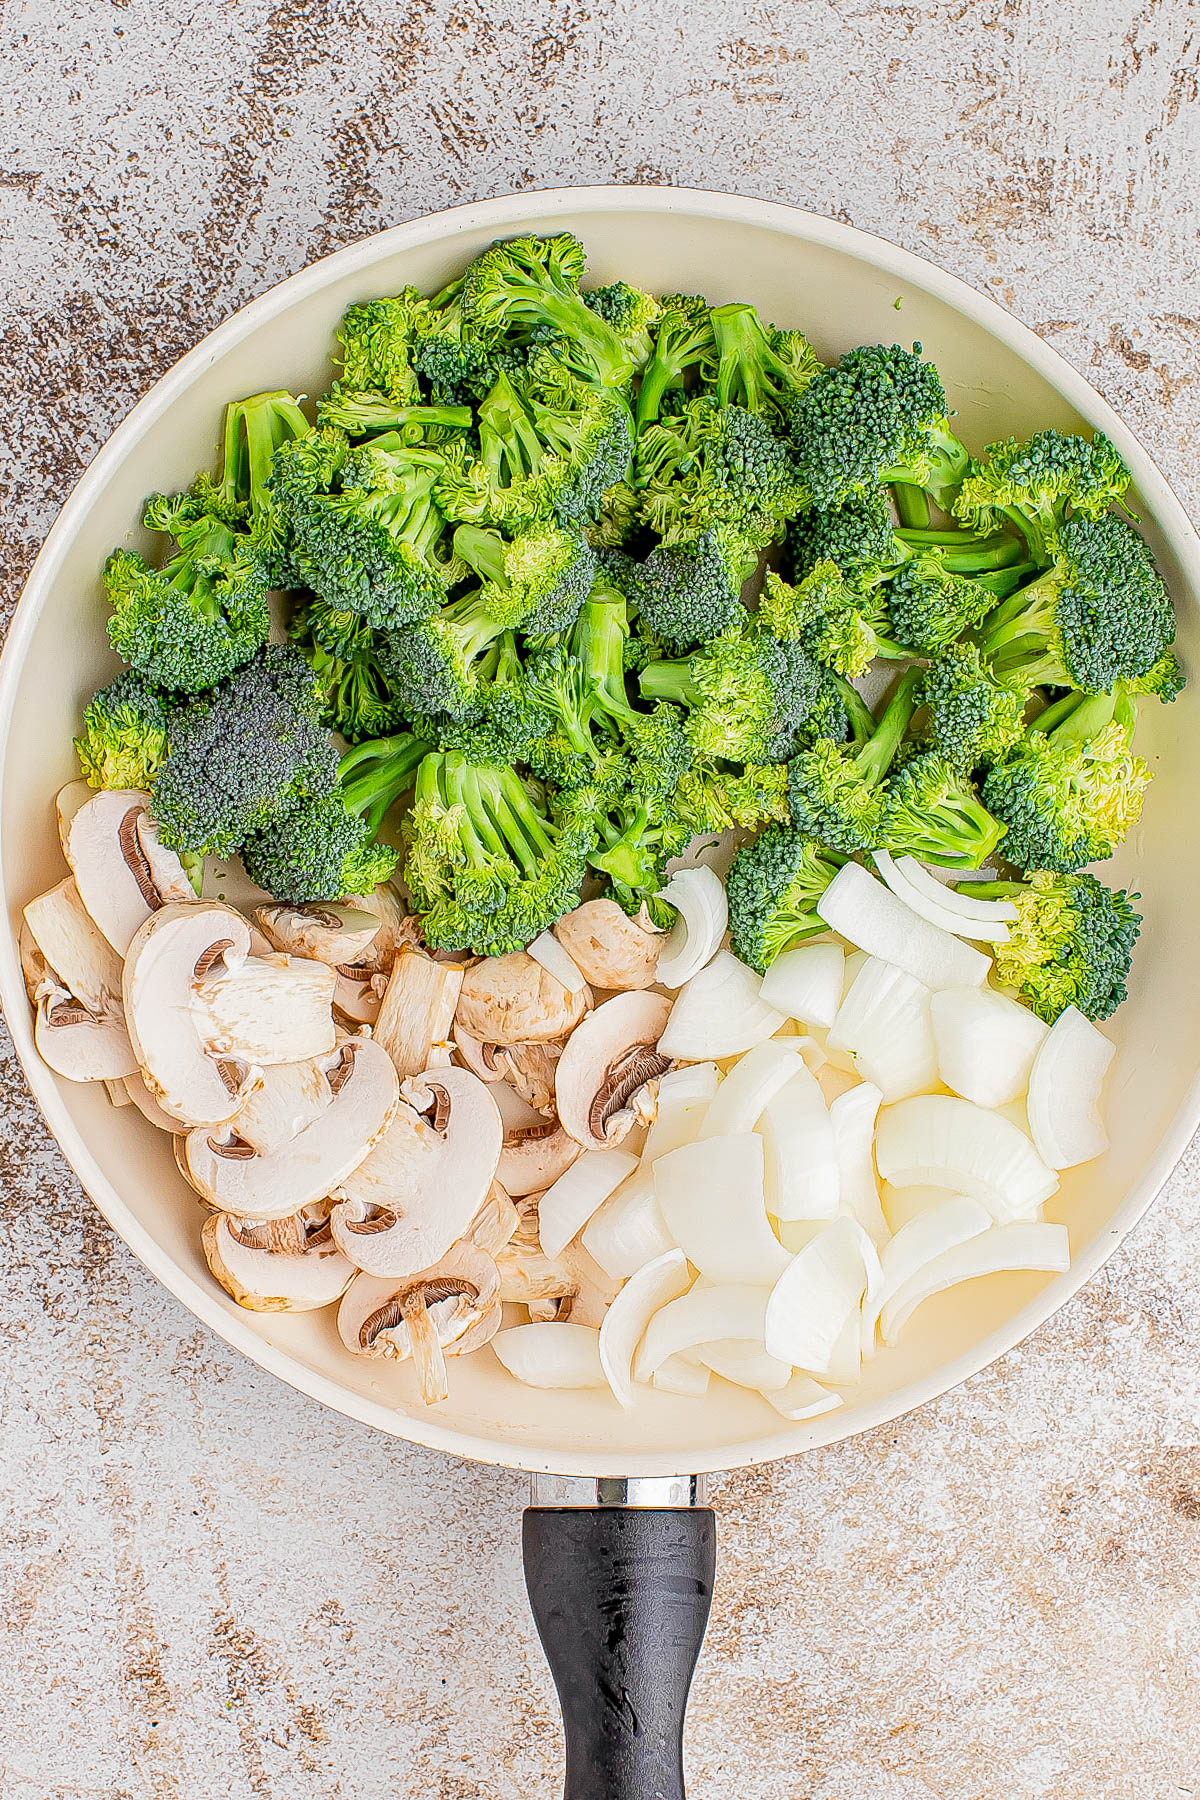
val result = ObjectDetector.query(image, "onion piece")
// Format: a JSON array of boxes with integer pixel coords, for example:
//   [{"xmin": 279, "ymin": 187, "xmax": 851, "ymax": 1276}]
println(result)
[
  {"xmin": 764, "ymin": 1216, "xmax": 869, "ymax": 1376},
  {"xmin": 929, "ymin": 985, "xmax": 1048, "ymax": 1109},
  {"xmin": 633, "ymin": 1285, "xmax": 770, "ymax": 1383},
  {"xmin": 695, "ymin": 1339, "xmax": 792, "ymax": 1392},
  {"xmin": 763, "ymin": 1375, "xmax": 843, "ymax": 1421},
  {"xmin": 759, "ymin": 941, "xmax": 845, "ymax": 1029},
  {"xmin": 526, "ymin": 929, "xmax": 588, "ymax": 994},
  {"xmin": 817, "ymin": 862, "xmax": 991, "ymax": 990},
  {"xmin": 760, "ymin": 1066, "xmax": 839, "ymax": 1222},
  {"xmin": 825, "ymin": 1307, "xmax": 867, "ymax": 1385},
  {"xmin": 655, "ymin": 1062, "xmax": 721, "ymax": 1109},
  {"xmin": 492, "ymin": 1322, "xmax": 607, "ymax": 1388},
  {"xmin": 880, "ymin": 1182, "xmax": 953, "ymax": 1234},
  {"xmin": 599, "ymin": 1247, "xmax": 691, "ymax": 1408},
  {"xmin": 872, "ymin": 851, "xmax": 1012, "ymax": 943},
  {"xmin": 655, "ymin": 866, "xmax": 728, "ymax": 989},
  {"xmin": 539, "ymin": 1147, "xmax": 641, "ymax": 1260},
  {"xmin": 654, "ymin": 1133, "xmax": 791, "ymax": 1286},
  {"xmin": 880, "ymin": 1221, "xmax": 1071, "ymax": 1345},
  {"xmin": 698, "ymin": 1040, "xmax": 806, "ymax": 1138},
  {"xmin": 582, "ymin": 1170, "xmax": 674, "ymax": 1280},
  {"xmin": 828, "ymin": 957, "xmax": 938, "ymax": 1103},
  {"xmin": 828, "ymin": 1081, "xmax": 889, "ymax": 1245},
  {"xmin": 1026, "ymin": 1006, "xmax": 1115, "ymax": 1170},
  {"xmin": 652, "ymin": 1355, "xmax": 711, "ymax": 1397},
  {"xmin": 894, "ymin": 856, "xmax": 1018, "ymax": 925},
  {"xmin": 657, "ymin": 951, "xmax": 786, "ymax": 1061},
  {"xmin": 862, "ymin": 1195, "xmax": 993, "ymax": 1351},
  {"xmin": 875, "ymin": 1094, "xmax": 1058, "ymax": 1221}
]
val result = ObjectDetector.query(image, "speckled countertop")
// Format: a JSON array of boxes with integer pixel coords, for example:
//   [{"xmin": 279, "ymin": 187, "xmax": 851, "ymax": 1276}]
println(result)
[{"xmin": 1, "ymin": 5, "xmax": 1199, "ymax": 1796}]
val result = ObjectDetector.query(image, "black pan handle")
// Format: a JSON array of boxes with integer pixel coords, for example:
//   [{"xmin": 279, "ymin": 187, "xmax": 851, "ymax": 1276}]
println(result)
[{"xmin": 523, "ymin": 1499, "xmax": 716, "ymax": 1800}]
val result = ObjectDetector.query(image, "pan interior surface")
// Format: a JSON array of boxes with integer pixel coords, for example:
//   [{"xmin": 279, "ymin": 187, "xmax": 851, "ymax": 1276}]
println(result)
[{"xmin": 2, "ymin": 188, "xmax": 1197, "ymax": 1476}]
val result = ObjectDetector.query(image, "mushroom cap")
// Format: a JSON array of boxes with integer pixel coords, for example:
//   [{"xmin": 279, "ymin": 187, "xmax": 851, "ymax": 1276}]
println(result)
[
  {"xmin": 455, "ymin": 952, "xmax": 590, "ymax": 1046},
  {"xmin": 183, "ymin": 1037, "xmax": 399, "ymax": 1218},
  {"xmin": 332, "ymin": 970, "xmax": 387, "ymax": 1026},
  {"xmin": 554, "ymin": 991, "xmax": 673, "ymax": 1150},
  {"xmin": 202, "ymin": 1211, "xmax": 355, "ymax": 1312},
  {"xmin": 553, "ymin": 900, "xmax": 662, "ymax": 992},
  {"xmin": 332, "ymin": 1066, "xmax": 503, "ymax": 1277},
  {"xmin": 335, "ymin": 1242, "xmax": 501, "ymax": 1363},
  {"xmin": 23, "ymin": 878, "xmax": 124, "ymax": 1016},
  {"xmin": 34, "ymin": 990, "xmax": 139, "ymax": 1081},
  {"xmin": 496, "ymin": 1119, "xmax": 581, "ymax": 1197},
  {"xmin": 63, "ymin": 788, "xmax": 179, "ymax": 954},
  {"xmin": 123, "ymin": 1071, "xmax": 185, "ymax": 1132},
  {"xmin": 254, "ymin": 902, "xmax": 382, "ymax": 968}
]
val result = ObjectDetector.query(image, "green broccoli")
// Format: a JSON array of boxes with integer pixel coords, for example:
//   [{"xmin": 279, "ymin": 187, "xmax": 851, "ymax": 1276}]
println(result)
[
  {"xmin": 787, "ymin": 668, "xmax": 920, "ymax": 852},
  {"xmin": 316, "ymin": 390, "xmax": 474, "ymax": 441},
  {"xmin": 634, "ymin": 294, "xmax": 717, "ymax": 429},
  {"xmin": 242, "ymin": 792, "xmax": 399, "ymax": 903},
  {"xmin": 458, "ymin": 233, "xmax": 635, "ymax": 388},
  {"xmin": 638, "ymin": 616, "xmax": 820, "ymax": 763},
  {"xmin": 74, "ymin": 674, "xmax": 173, "ymax": 792},
  {"xmin": 953, "ymin": 429, "xmax": 1134, "ymax": 562},
  {"xmin": 452, "ymin": 520, "xmax": 597, "ymax": 635},
  {"xmin": 726, "ymin": 826, "xmax": 845, "ymax": 971},
  {"xmin": 785, "ymin": 488, "xmax": 908, "ymax": 617},
  {"xmin": 1127, "ymin": 649, "xmax": 1185, "ymax": 702},
  {"xmin": 760, "ymin": 565, "xmax": 882, "ymax": 680},
  {"xmin": 335, "ymin": 289, "xmax": 437, "ymax": 400},
  {"xmin": 916, "ymin": 643, "xmax": 1028, "ymax": 770},
  {"xmin": 583, "ymin": 281, "xmax": 661, "ymax": 370},
  {"xmin": 635, "ymin": 396, "xmax": 808, "ymax": 548},
  {"xmin": 707, "ymin": 302, "xmax": 822, "ymax": 434},
  {"xmin": 880, "ymin": 752, "xmax": 1007, "ymax": 868},
  {"xmin": 178, "ymin": 389, "xmax": 313, "ymax": 587},
  {"xmin": 334, "ymin": 730, "xmax": 433, "ymax": 835},
  {"xmin": 675, "ymin": 760, "xmax": 792, "ymax": 836},
  {"xmin": 960, "ymin": 869, "xmax": 1141, "ymax": 1023},
  {"xmin": 607, "ymin": 525, "xmax": 755, "ymax": 650}
]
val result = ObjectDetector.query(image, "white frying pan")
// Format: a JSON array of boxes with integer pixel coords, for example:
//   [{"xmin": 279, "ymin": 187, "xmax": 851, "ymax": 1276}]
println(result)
[{"xmin": 3, "ymin": 188, "xmax": 1198, "ymax": 1797}]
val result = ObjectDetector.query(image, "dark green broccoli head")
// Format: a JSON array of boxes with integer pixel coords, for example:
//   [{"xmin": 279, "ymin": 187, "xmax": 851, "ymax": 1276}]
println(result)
[
  {"xmin": 379, "ymin": 589, "xmax": 513, "ymax": 720},
  {"xmin": 617, "ymin": 524, "xmax": 754, "ymax": 650},
  {"xmin": 963, "ymin": 869, "xmax": 1141, "ymax": 1023},
  {"xmin": 916, "ymin": 643, "xmax": 1028, "ymax": 770},
  {"xmin": 242, "ymin": 791, "xmax": 399, "ymax": 903},
  {"xmin": 726, "ymin": 826, "xmax": 845, "ymax": 971},
  {"xmin": 880, "ymin": 751, "xmax": 1007, "ymax": 868},
  {"xmin": 885, "ymin": 555, "xmax": 999, "ymax": 655},
  {"xmin": 953, "ymin": 429, "xmax": 1133, "ymax": 561},
  {"xmin": 636, "ymin": 397, "xmax": 808, "ymax": 548},
  {"xmin": 75, "ymin": 674, "xmax": 173, "ymax": 792},
  {"xmin": 458, "ymin": 233, "xmax": 633, "ymax": 389},
  {"xmin": 639, "ymin": 618, "xmax": 820, "ymax": 764},
  {"xmin": 785, "ymin": 487, "xmax": 904, "ymax": 589},
  {"xmin": 788, "ymin": 342, "xmax": 967, "ymax": 506}
]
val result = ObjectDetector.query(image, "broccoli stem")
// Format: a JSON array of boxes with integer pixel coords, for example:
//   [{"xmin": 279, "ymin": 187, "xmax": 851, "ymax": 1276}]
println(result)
[
  {"xmin": 892, "ymin": 482, "xmax": 931, "ymax": 530},
  {"xmin": 338, "ymin": 732, "xmax": 430, "ymax": 835},
  {"xmin": 573, "ymin": 596, "xmax": 635, "ymax": 724},
  {"xmin": 896, "ymin": 527, "xmax": 1028, "ymax": 573},
  {"xmin": 828, "ymin": 672, "xmax": 878, "ymax": 744},
  {"xmin": 856, "ymin": 668, "xmax": 922, "ymax": 785},
  {"xmin": 636, "ymin": 658, "xmax": 700, "ymax": 708}
]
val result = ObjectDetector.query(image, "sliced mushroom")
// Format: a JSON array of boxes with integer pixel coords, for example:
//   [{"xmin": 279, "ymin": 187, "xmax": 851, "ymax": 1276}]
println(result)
[
  {"xmin": 451, "ymin": 1023, "xmax": 506, "ymax": 1083},
  {"xmin": 554, "ymin": 991, "xmax": 673, "ymax": 1150},
  {"xmin": 332, "ymin": 969, "xmax": 388, "ymax": 1026},
  {"xmin": 182, "ymin": 1038, "xmax": 398, "ymax": 1218},
  {"xmin": 330, "ymin": 1066, "xmax": 502, "ymax": 1276},
  {"xmin": 455, "ymin": 952, "xmax": 590, "ymax": 1047},
  {"xmin": 336, "ymin": 1242, "xmax": 501, "ymax": 1403},
  {"xmin": 553, "ymin": 899, "xmax": 662, "ymax": 992},
  {"xmin": 34, "ymin": 983, "xmax": 139, "ymax": 1081},
  {"xmin": 17, "ymin": 921, "xmax": 47, "ymax": 1003},
  {"xmin": 63, "ymin": 789, "xmax": 193, "ymax": 954},
  {"xmin": 124, "ymin": 1070, "xmax": 185, "ymax": 1132},
  {"xmin": 496, "ymin": 1201, "xmax": 579, "ymax": 1319},
  {"xmin": 104, "ymin": 1076, "xmax": 134, "ymax": 1107},
  {"xmin": 469, "ymin": 1181, "xmax": 521, "ymax": 1256},
  {"xmin": 137, "ymin": 813, "xmax": 200, "ymax": 902},
  {"xmin": 55, "ymin": 780, "xmax": 92, "ymax": 856},
  {"xmin": 342, "ymin": 881, "xmax": 411, "ymax": 974},
  {"xmin": 202, "ymin": 1209, "xmax": 354, "ymax": 1313},
  {"xmin": 232, "ymin": 1057, "xmax": 332, "ymax": 1157},
  {"xmin": 497, "ymin": 1119, "xmax": 581, "ymax": 1197},
  {"xmin": 254, "ymin": 901, "xmax": 382, "ymax": 968},
  {"xmin": 191, "ymin": 952, "xmax": 336, "ymax": 1066},
  {"xmin": 373, "ymin": 949, "xmax": 464, "ymax": 1078},
  {"xmin": 23, "ymin": 879, "xmax": 124, "ymax": 1015},
  {"xmin": 500, "ymin": 1040, "xmax": 563, "ymax": 1113}
]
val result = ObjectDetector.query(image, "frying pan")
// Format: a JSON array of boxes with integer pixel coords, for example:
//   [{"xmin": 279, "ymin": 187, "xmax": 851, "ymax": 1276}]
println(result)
[{"xmin": 2, "ymin": 188, "xmax": 1198, "ymax": 1798}]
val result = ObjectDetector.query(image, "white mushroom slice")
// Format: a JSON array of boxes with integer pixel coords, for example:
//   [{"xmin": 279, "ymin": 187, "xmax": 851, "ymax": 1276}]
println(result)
[
  {"xmin": 17, "ymin": 921, "xmax": 47, "ymax": 1003},
  {"xmin": 342, "ymin": 881, "xmax": 410, "ymax": 973},
  {"xmin": 192, "ymin": 953, "xmax": 336, "ymax": 1066},
  {"xmin": 497, "ymin": 1119, "xmax": 581, "ymax": 1197},
  {"xmin": 469, "ymin": 1181, "xmax": 521, "ymax": 1256},
  {"xmin": 333, "ymin": 970, "xmax": 388, "ymax": 1026},
  {"xmin": 232, "ymin": 1058, "xmax": 332, "ymax": 1157},
  {"xmin": 373, "ymin": 949, "xmax": 464, "ymax": 1077},
  {"xmin": 455, "ymin": 951, "xmax": 590, "ymax": 1046},
  {"xmin": 183, "ymin": 1038, "xmax": 399, "ymax": 1217},
  {"xmin": 23, "ymin": 879, "xmax": 124, "ymax": 1015},
  {"xmin": 331, "ymin": 1066, "xmax": 502, "ymax": 1275},
  {"xmin": 554, "ymin": 991, "xmax": 673, "ymax": 1150},
  {"xmin": 499, "ymin": 1040, "xmax": 563, "ymax": 1113},
  {"xmin": 336, "ymin": 1244, "xmax": 501, "ymax": 1404},
  {"xmin": 104, "ymin": 1076, "xmax": 134, "ymax": 1107},
  {"xmin": 55, "ymin": 780, "xmax": 92, "ymax": 855},
  {"xmin": 34, "ymin": 987, "xmax": 139, "ymax": 1081},
  {"xmin": 496, "ymin": 1228, "xmax": 579, "ymax": 1316},
  {"xmin": 63, "ymin": 788, "xmax": 192, "ymax": 954},
  {"xmin": 123, "ymin": 1071, "xmax": 183, "ymax": 1132},
  {"xmin": 452, "ymin": 1023, "xmax": 507, "ymax": 1083},
  {"xmin": 136, "ymin": 813, "xmax": 199, "ymax": 902},
  {"xmin": 202, "ymin": 1210, "xmax": 354, "ymax": 1313},
  {"xmin": 123, "ymin": 902, "xmax": 257, "ymax": 1126},
  {"xmin": 254, "ymin": 902, "xmax": 382, "ymax": 968},
  {"xmin": 552, "ymin": 899, "xmax": 661, "ymax": 992}
]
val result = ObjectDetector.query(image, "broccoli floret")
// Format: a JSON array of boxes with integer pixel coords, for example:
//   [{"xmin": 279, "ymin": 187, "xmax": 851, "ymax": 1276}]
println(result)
[
  {"xmin": 639, "ymin": 617, "xmax": 820, "ymax": 763},
  {"xmin": 307, "ymin": 640, "xmax": 407, "ymax": 744},
  {"xmin": 242, "ymin": 791, "xmax": 399, "ymax": 903},
  {"xmin": 380, "ymin": 587, "xmax": 517, "ymax": 720},
  {"xmin": 675, "ymin": 761, "xmax": 791, "ymax": 835},
  {"xmin": 452, "ymin": 520, "xmax": 596, "ymax": 635},
  {"xmin": 880, "ymin": 752, "xmax": 1007, "ymax": 868},
  {"xmin": 785, "ymin": 487, "xmax": 907, "ymax": 593},
  {"xmin": 169, "ymin": 390, "xmax": 313, "ymax": 588},
  {"xmin": 707, "ymin": 303, "xmax": 822, "ymax": 434},
  {"xmin": 981, "ymin": 687, "xmax": 1151, "ymax": 872},
  {"xmin": 335, "ymin": 730, "xmax": 433, "ymax": 834},
  {"xmin": 788, "ymin": 342, "xmax": 968, "ymax": 507},
  {"xmin": 458, "ymin": 233, "xmax": 634, "ymax": 389},
  {"xmin": 316, "ymin": 390, "xmax": 474, "ymax": 442},
  {"xmin": 953, "ymin": 429, "xmax": 1133, "ymax": 562},
  {"xmin": 636, "ymin": 397, "xmax": 808, "ymax": 548},
  {"xmin": 787, "ymin": 668, "xmax": 920, "ymax": 852},
  {"xmin": 1127, "ymin": 649, "xmax": 1185, "ymax": 702},
  {"xmin": 289, "ymin": 594, "xmax": 377, "ymax": 662},
  {"xmin": 726, "ymin": 826, "xmax": 845, "ymax": 971},
  {"xmin": 916, "ymin": 644, "xmax": 1028, "ymax": 770},
  {"xmin": 960, "ymin": 870, "xmax": 1141, "ymax": 1023},
  {"xmin": 335, "ymin": 290, "xmax": 437, "ymax": 399},
  {"xmin": 761, "ymin": 565, "xmax": 882, "ymax": 679},
  {"xmin": 634, "ymin": 294, "xmax": 716, "ymax": 429},
  {"xmin": 973, "ymin": 513, "xmax": 1177, "ymax": 693},
  {"xmin": 583, "ymin": 281, "xmax": 661, "ymax": 370},
  {"xmin": 151, "ymin": 645, "xmax": 337, "ymax": 859},
  {"xmin": 74, "ymin": 674, "xmax": 172, "ymax": 791},
  {"xmin": 614, "ymin": 525, "xmax": 754, "ymax": 650},
  {"xmin": 883, "ymin": 557, "xmax": 995, "ymax": 656}
]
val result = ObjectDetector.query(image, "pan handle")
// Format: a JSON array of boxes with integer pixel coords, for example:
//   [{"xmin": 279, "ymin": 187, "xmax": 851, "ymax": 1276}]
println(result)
[{"xmin": 523, "ymin": 1476, "xmax": 715, "ymax": 1800}]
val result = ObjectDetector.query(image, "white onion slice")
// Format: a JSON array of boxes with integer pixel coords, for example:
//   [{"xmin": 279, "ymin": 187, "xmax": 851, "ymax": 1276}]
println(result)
[
  {"xmin": 828, "ymin": 957, "xmax": 938, "ymax": 1103},
  {"xmin": 652, "ymin": 1355, "xmax": 711, "ymax": 1397},
  {"xmin": 872, "ymin": 851, "xmax": 1012, "ymax": 943},
  {"xmin": 763, "ymin": 1374, "xmax": 843, "ymax": 1421},
  {"xmin": 657, "ymin": 951, "xmax": 786, "ymax": 1061},
  {"xmin": 527, "ymin": 928, "xmax": 589, "ymax": 994},
  {"xmin": 929, "ymin": 985, "xmax": 1048, "ymax": 1109},
  {"xmin": 1026, "ymin": 1006, "xmax": 1115, "ymax": 1170},
  {"xmin": 760, "ymin": 1065, "xmax": 839, "ymax": 1222},
  {"xmin": 759, "ymin": 940, "xmax": 845, "ymax": 1029},
  {"xmin": 633, "ymin": 1285, "xmax": 770, "ymax": 1383},
  {"xmin": 599, "ymin": 1248, "xmax": 691, "ymax": 1408},
  {"xmin": 825, "ymin": 1306, "xmax": 867, "ymax": 1384},
  {"xmin": 875, "ymin": 1094, "xmax": 1058, "ymax": 1221},
  {"xmin": 880, "ymin": 1181, "xmax": 954, "ymax": 1233},
  {"xmin": 655, "ymin": 1062, "xmax": 721, "ymax": 1109},
  {"xmin": 654, "ymin": 1133, "xmax": 791, "ymax": 1286},
  {"xmin": 880, "ymin": 1221, "xmax": 1071, "ymax": 1344},
  {"xmin": 539, "ymin": 1147, "xmax": 640, "ymax": 1260},
  {"xmin": 763, "ymin": 1216, "xmax": 869, "ymax": 1374},
  {"xmin": 828, "ymin": 1081, "xmax": 889, "ymax": 1245},
  {"xmin": 895, "ymin": 856, "xmax": 1018, "ymax": 924},
  {"xmin": 698, "ymin": 1040, "xmax": 806, "ymax": 1138},
  {"xmin": 492, "ymin": 1322, "xmax": 607, "ymax": 1388},
  {"xmin": 582, "ymin": 1172, "xmax": 674, "ymax": 1280},
  {"xmin": 655, "ymin": 865, "xmax": 728, "ymax": 988},
  {"xmin": 862, "ymin": 1195, "xmax": 993, "ymax": 1351},
  {"xmin": 817, "ymin": 862, "xmax": 991, "ymax": 990},
  {"xmin": 695, "ymin": 1339, "xmax": 792, "ymax": 1391}
]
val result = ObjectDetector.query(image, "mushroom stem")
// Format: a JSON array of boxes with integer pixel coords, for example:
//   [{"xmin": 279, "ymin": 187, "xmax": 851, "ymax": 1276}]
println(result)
[{"xmin": 402, "ymin": 1289, "xmax": 450, "ymax": 1405}]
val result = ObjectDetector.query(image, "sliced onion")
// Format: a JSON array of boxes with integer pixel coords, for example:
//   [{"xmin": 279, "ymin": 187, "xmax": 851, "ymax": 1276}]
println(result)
[
  {"xmin": 694, "ymin": 1339, "xmax": 792, "ymax": 1392},
  {"xmin": 760, "ymin": 1065, "xmax": 839, "ymax": 1222},
  {"xmin": 599, "ymin": 1248, "xmax": 691, "ymax": 1407},
  {"xmin": 657, "ymin": 951, "xmax": 786, "ymax": 1060},
  {"xmin": 581, "ymin": 1171, "xmax": 674, "ymax": 1279},
  {"xmin": 492, "ymin": 1322, "xmax": 607, "ymax": 1388},
  {"xmin": 655, "ymin": 865, "xmax": 728, "ymax": 988},
  {"xmin": 817, "ymin": 862, "xmax": 991, "ymax": 990},
  {"xmin": 778, "ymin": 1218, "xmax": 826, "ymax": 1254},
  {"xmin": 652, "ymin": 1354, "xmax": 711, "ymax": 1396},
  {"xmin": 828, "ymin": 1081, "xmax": 889, "ymax": 1245},
  {"xmin": 825, "ymin": 1306, "xmax": 867, "ymax": 1385},
  {"xmin": 862, "ymin": 1195, "xmax": 993, "ymax": 1351},
  {"xmin": 872, "ymin": 851, "xmax": 1013, "ymax": 943},
  {"xmin": 654, "ymin": 1133, "xmax": 791, "ymax": 1286},
  {"xmin": 763, "ymin": 1216, "xmax": 869, "ymax": 1374},
  {"xmin": 759, "ymin": 940, "xmax": 845, "ymax": 1029},
  {"xmin": 879, "ymin": 1221, "xmax": 1071, "ymax": 1345},
  {"xmin": 698, "ymin": 1040, "xmax": 807, "ymax": 1138},
  {"xmin": 846, "ymin": 1219, "xmax": 886, "ymax": 1363},
  {"xmin": 1026, "ymin": 1006, "xmax": 1115, "ymax": 1170},
  {"xmin": 539, "ymin": 1147, "xmax": 641, "ymax": 1260},
  {"xmin": 763, "ymin": 1374, "xmax": 843, "ymax": 1421},
  {"xmin": 875, "ymin": 1094, "xmax": 1058, "ymax": 1221},
  {"xmin": 656, "ymin": 1062, "xmax": 721, "ymax": 1108},
  {"xmin": 929, "ymin": 985, "xmax": 1048, "ymax": 1109},
  {"xmin": 633, "ymin": 1285, "xmax": 770, "ymax": 1383},
  {"xmin": 828, "ymin": 957, "xmax": 938, "ymax": 1103},
  {"xmin": 880, "ymin": 1181, "xmax": 954, "ymax": 1233},
  {"xmin": 895, "ymin": 856, "xmax": 1018, "ymax": 923},
  {"xmin": 527, "ymin": 928, "xmax": 589, "ymax": 994}
]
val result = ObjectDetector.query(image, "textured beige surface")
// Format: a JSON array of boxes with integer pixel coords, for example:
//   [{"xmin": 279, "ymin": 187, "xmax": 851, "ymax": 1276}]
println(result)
[{"xmin": 1, "ymin": 3, "xmax": 1199, "ymax": 1795}]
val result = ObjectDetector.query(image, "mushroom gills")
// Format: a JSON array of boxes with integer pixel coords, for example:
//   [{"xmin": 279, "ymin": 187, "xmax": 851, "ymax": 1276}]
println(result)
[
  {"xmin": 554, "ymin": 991, "xmax": 673, "ymax": 1149},
  {"xmin": 34, "ymin": 986, "xmax": 139, "ymax": 1081},
  {"xmin": 336, "ymin": 1244, "xmax": 501, "ymax": 1404},
  {"xmin": 202, "ymin": 1209, "xmax": 355, "ymax": 1313},
  {"xmin": 255, "ymin": 901, "xmax": 382, "ymax": 968}
]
